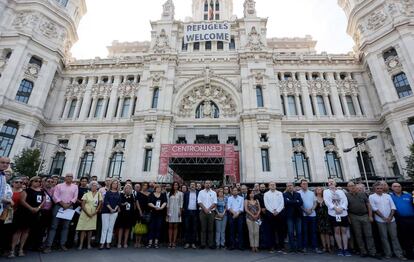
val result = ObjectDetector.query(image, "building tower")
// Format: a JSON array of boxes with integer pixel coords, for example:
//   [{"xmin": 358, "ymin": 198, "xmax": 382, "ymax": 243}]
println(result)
[
  {"xmin": 338, "ymin": 0, "xmax": 414, "ymax": 176},
  {"xmin": 0, "ymin": 0, "xmax": 86, "ymax": 157},
  {"xmin": 192, "ymin": 0, "xmax": 234, "ymax": 21}
]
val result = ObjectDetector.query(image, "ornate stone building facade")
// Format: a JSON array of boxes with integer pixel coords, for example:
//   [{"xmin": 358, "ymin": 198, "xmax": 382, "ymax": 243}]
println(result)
[{"xmin": 0, "ymin": 0, "xmax": 413, "ymax": 183}]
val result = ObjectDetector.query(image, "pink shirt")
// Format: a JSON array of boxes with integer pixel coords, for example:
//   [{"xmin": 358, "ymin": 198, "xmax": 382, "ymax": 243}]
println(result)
[
  {"xmin": 53, "ymin": 183, "xmax": 78, "ymax": 205},
  {"xmin": 42, "ymin": 187, "xmax": 55, "ymax": 210}
]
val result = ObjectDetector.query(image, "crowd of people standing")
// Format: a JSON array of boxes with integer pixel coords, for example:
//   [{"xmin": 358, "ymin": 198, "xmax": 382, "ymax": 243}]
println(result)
[{"xmin": 0, "ymin": 156, "xmax": 414, "ymax": 260}]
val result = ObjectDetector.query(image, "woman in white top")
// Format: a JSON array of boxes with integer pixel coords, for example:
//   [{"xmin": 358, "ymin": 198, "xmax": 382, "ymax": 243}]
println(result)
[
  {"xmin": 167, "ymin": 182, "xmax": 183, "ymax": 248},
  {"xmin": 323, "ymin": 179, "xmax": 350, "ymax": 257}
]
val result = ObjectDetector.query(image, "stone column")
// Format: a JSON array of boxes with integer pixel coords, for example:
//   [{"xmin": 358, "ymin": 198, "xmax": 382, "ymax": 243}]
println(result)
[
  {"xmin": 295, "ymin": 94, "xmax": 302, "ymax": 116},
  {"xmin": 283, "ymin": 94, "xmax": 289, "ymax": 116},
  {"xmin": 101, "ymin": 97, "xmax": 109, "ymax": 119},
  {"xmin": 311, "ymin": 94, "xmax": 319, "ymax": 117},
  {"xmin": 352, "ymin": 94, "xmax": 363, "ymax": 116},
  {"xmin": 340, "ymin": 94, "xmax": 350, "ymax": 116},
  {"xmin": 298, "ymin": 73, "xmax": 313, "ymax": 118},
  {"xmin": 79, "ymin": 77, "xmax": 94, "ymax": 120},
  {"xmin": 128, "ymin": 96, "xmax": 135, "ymax": 117},
  {"xmin": 107, "ymin": 76, "xmax": 121, "ymax": 118},
  {"xmin": 116, "ymin": 97, "xmax": 125, "ymax": 119},
  {"xmin": 73, "ymin": 97, "xmax": 83, "ymax": 120},
  {"xmin": 326, "ymin": 72, "xmax": 344, "ymax": 118},
  {"xmin": 323, "ymin": 94, "xmax": 332, "ymax": 116},
  {"xmin": 62, "ymin": 98, "xmax": 71, "ymax": 119},
  {"xmin": 89, "ymin": 97, "xmax": 98, "ymax": 119}
]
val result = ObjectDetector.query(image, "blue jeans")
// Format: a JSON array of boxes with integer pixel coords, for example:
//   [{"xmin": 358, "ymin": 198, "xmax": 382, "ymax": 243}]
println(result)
[
  {"xmin": 302, "ymin": 216, "xmax": 317, "ymax": 249},
  {"xmin": 215, "ymin": 215, "xmax": 227, "ymax": 247},
  {"xmin": 45, "ymin": 205, "xmax": 72, "ymax": 247},
  {"xmin": 287, "ymin": 217, "xmax": 302, "ymax": 250},
  {"xmin": 228, "ymin": 213, "xmax": 244, "ymax": 249},
  {"xmin": 148, "ymin": 215, "xmax": 163, "ymax": 241}
]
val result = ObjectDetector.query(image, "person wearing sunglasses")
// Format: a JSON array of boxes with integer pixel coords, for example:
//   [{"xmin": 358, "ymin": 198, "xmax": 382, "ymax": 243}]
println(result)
[{"xmin": 9, "ymin": 176, "xmax": 45, "ymax": 258}]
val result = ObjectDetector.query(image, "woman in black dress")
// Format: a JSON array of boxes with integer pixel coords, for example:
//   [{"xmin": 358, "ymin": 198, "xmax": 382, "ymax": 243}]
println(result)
[
  {"xmin": 134, "ymin": 183, "xmax": 149, "ymax": 248},
  {"xmin": 315, "ymin": 187, "xmax": 333, "ymax": 253},
  {"xmin": 116, "ymin": 184, "xmax": 139, "ymax": 248},
  {"xmin": 147, "ymin": 184, "xmax": 167, "ymax": 249},
  {"xmin": 10, "ymin": 176, "xmax": 44, "ymax": 258}
]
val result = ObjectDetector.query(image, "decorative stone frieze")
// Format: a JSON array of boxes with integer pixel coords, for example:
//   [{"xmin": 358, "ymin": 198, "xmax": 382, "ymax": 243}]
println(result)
[
  {"xmin": 65, "ymin": 84, "xmax": 87, "ymax": 98},
  {"xmin": 307, "ymin": 80, "xmax": 331, "ymax": 95},
  {"xmin": 91, "ymin": 83, "xmax": 112, "ymax": 97},
  {"xmin": 279, "ymin": 80, "xmax": 301, "ymax": 95},
  {"xmin": 336, "ymin": 80, "xmax": 359, "ymax": 96},
  {"xmin": 246, "ymin": 27, "xmax": 264, "ymax": 51}
]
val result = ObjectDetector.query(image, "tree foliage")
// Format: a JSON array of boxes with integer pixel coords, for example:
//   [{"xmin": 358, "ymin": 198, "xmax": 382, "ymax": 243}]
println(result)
[
  {"xmin": 405, "ymin": 144, "xmax": 414, "ymax": 180},
  {"xmin": 13, "ymin": 148, "xmax": 44, "ymax": 178}
]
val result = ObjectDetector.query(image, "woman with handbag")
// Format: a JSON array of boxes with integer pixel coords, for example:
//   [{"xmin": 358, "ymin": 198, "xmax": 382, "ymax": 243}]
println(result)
[
  {"xmin": 134, "ymin": 182, "xmax": 149, "ymax": 248},
  {"xmin": 9, "ymin": 176, "xmax": 44, "ymax": 258},
  {"xmin": 116, "ymin": 184, "xmax": 140, "ymax": 248}
]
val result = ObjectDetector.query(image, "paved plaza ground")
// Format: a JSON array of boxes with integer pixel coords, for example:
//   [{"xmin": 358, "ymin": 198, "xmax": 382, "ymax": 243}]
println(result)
[{"xmin": 5, "ymin": 248, "xmax": 400, "ymax": 262}]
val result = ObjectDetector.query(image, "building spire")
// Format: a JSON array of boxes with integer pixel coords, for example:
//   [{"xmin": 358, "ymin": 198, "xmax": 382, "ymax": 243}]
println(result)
[
  {"xmin": 243, "ymin": 0, "xmax": 257, "ymax": 18},
  {"xmin": 161, "ymin": 0, "xmax": 175, "ymax": 20}
]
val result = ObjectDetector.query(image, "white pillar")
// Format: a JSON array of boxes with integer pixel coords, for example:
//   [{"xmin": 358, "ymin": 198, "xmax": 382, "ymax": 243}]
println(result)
[
  {"xmin": 340, "ymin": 94, "xmax": 350, "ymax": 116},
  {"xmin": 116, "ymin": 97, "xmax": 124, "ymax": 119},
  {"xmin": 62, "ymin": 98, "xmax": 71, "ymax": 119},
  {"xmin": 89, "ymin": 97, "xmax": 98, "ymax": 119},
  {"xmin": 128, "ymin": 96, "xmax": 135, "ymax": 117},
  {"xmin": 323, "ymin": 94, "xmax": 332, "ymax": 116},
  {"xmin": 101, "ymin": 97, "xmax": 109, "ymax": 119},
  {"xmin": 283, "ymin": 94, "xmax": 289, "ymax": 116},
  {"xmin": 352, "ymin": 94, "xmax": 363, "ymax": 116},
  {"xmin": 295, "ymin": 94, "xmax": 302, "ymax": 116},
  {"xmin": 311, "ymin": 95, "xmax": 319, "ymax": 117},
  {"xmin": 73, "ymin": 97, "xmax": 82, "ymax": 120},
  {"xmin": 326, "ymin": 72, "xmax": 344, "ymax": 118}
]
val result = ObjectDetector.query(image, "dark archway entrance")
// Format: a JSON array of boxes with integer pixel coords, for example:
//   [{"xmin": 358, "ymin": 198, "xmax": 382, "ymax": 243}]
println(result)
[{"xmin": 169, "ymin": 157, "xmax": 224, "ymax": 183}]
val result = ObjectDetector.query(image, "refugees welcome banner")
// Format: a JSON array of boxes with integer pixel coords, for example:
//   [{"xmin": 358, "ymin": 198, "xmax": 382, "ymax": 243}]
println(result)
[{"xmin": 184, "ymin": 22, "xmax": 231, "ymax": 44}]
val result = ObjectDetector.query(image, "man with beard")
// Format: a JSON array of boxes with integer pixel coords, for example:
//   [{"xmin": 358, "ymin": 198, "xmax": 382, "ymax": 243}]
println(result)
[{"xmin": 255, "ymin": 184, "xmax": 267, "ymax": 249}]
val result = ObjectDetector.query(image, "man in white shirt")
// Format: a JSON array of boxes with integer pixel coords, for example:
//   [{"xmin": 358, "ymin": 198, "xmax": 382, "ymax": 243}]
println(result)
[
  {"xmin": 323, "ymin": 179, "xmax": 350, "ymax": 256},
  {"xmin": 227, "ymin": 187, "xmax": 244, "ymax": 250},
  {"xmin": 197, "ymin": 180, "xmax": 217, "ymax": 249},
  {"xmin": 264, "ymin": 182, "xmax": 285, "ymax": 253},
  {"xmin": 299, "ymin": 179, "xmax": 321, "ymax": 253},
  {"xmin": 369, "ymin": 182, "xmax": 406, "ymax": 260}
]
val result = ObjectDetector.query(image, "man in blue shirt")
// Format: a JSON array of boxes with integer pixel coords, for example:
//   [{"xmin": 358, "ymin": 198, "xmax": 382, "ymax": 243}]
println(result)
[
  {"xmin": 390, "ymin": 183, "xmax": 414, "ymax": 259},
  {"xmin": 227, "ymin": 187, "xmax": 244, "ymax": 250}
]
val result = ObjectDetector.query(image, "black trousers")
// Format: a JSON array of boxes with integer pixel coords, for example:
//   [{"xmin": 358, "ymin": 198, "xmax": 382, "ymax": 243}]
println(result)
[
  {"xmin": 183, "ymin": 210, "xmax": 198, "ymax": 244},
  {"xmin": 265, "ymin": 211, "xmax": 285, "ymax": 250},
  {"xmin": 396, "ymin": 216, "xmax": 414, "ymax": 259}
]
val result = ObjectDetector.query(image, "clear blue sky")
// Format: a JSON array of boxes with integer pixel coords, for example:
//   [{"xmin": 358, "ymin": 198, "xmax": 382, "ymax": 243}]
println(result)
[{"xmin": 71, "ymin": 0, "xmax": 354, "ymax": 59}]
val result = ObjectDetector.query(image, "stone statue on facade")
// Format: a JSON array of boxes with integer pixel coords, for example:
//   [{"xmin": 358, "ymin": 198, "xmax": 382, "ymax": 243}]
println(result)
[
  {"xmin": 203, "ymin": 100, "xmax": 212, "ymax": 118},
  {"xmin": 162, "ymin": 0, "xmax": 175, "ymax": 20},
  {"xmin": 153, "ymin": 29, "xmax": 170, "ymax": 53},
  {"xmin": 246, "ymin": 27, "xmax": 264, "ymax": 51},
  {"xmin": 244, "ymin": 0, "xmax": 257, "ymax": 18}
]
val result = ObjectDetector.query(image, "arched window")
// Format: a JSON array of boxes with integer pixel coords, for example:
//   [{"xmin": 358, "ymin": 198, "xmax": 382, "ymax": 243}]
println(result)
[
  {"xmin": 49, "ymin": 152, "xmax": 66, "ymax": 176},
  {"xmin": 345, "ymin": 95, "xmax": 356, "ymax": 115},
  {"xmin": 217, "ymin": 41, "xmax": 224, "ymax": 50},
  {"xmin": 325, "ymin": 151, "xmax": 343, "ymax": 180},
  {"xmin": 29, "ymin": 56, "xmax": 42, "ymax": 68},
  {"xmin": 215, "ymin": 0, "xmax": 220, "ymax": 11},
  {"xmin": 316, "ymin": 95, "xmax": 327, "ymax": 115},
  {"xmin": 291, "ymin": 139, "xmax": 311, "ymax": 181},
  {"xmin": 121, "ymin": 98, "xmax": 131, "ymax": 118},
  {"xmin": 67, "ymin": 99, "xmax": 77, "ymax": 118},
  {"xmin": 393, "ymin": 72, "xmax": 412, "ymax": 98},
  {"xmin": 256, "ymin": 86, "xmax": 264, "ymax": 108},
  {"xmin": 78, "ymin": 152, "xmax": 94, "ymax": 178},
  {"xmin": 196, "ymin": 101, "xmax": 220, "ymax": 119},
  {"xmin": 383, "ymin": 47, "xmax": 398, "ymax": 61},
  {"xmin": 108, "ymin": 152, "xmax": 124, "ymax": 178},
  {"xmin": 15, "ymin": 79, "xmax": 33, "ymax": 104},
  {"xmin": 204, "ymin": 0, "xmax": 209, "ymax": 11},
  {"xmin": 151, "ymin": 88, "xmax": 159, "ymax": 109},
  {"xmin": 356, "ymin": 151, "xmax": 376, "ymax": 179},
  {"xmin": 94, "ymin": 98, "xmax": 104, "ymax": 118},
  {"xmin": 0, "ymin": 121, "xmax": 18, "ymax": 157},
  {"xmin": 287, "ymin": 95, "xmax": 297, "ymax": 116}
]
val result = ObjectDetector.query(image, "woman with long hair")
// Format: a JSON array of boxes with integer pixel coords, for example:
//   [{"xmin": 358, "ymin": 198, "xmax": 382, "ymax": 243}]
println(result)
[
  {"xmin": 245, "ymin": 189, "xmax": 261, "ymax": 252},
  {"xmin": 134, "ymin": 182, "xmax": 149, "ymax": 248},
  {"xmin": 166, "ymin": 182, "xmax": 183, "ymax": 248},
  {"xmin": 147, "ymin": 184, "xmax": 167, "ymax": 249},
  {"xmin": 215, "ymin": 188, "xmax": 227, "ymax": 249},
  {"xmin": 76, "ymin": 181, "xmax": 102, "ymax": 250},
  {"xmin": 315, "ymin": 187, "xmax": 332, "ymax": 253},
  {"xmin": 9, "ymin": 176, "xmax": 44, "ymax": 258},
  {"xmin": 100, "ymin": 179, "xmax": 121, "ymax": 250}
]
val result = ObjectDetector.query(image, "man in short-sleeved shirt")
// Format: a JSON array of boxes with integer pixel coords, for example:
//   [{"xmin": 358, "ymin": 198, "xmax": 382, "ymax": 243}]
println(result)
[{"xmin": 197, "ymin": 181, "xmax": 217, "ymax": 249}]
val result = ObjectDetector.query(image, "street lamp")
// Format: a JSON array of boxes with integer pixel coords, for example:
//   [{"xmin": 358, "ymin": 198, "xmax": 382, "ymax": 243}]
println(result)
[
  {"xmin": 344, "ymin": 135, "xmax": 378, "ymax": 191},
  {"xmin": 21, "ymin": 135, "xmax": 71, "ymax": 176}
]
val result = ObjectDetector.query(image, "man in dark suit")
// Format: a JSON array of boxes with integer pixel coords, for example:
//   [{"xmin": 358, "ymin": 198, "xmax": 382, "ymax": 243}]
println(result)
[
  {"xmin": 284, "ymin": 182, "xmax": 303, "ymax": 253},
  {"xmin": 183, "ymin": 182, "xmax": 199, "ymax": 249}
]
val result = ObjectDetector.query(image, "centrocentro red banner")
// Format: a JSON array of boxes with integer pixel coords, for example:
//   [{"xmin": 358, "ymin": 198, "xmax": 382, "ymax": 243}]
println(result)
[{"xmin": 160, "ymin": 144, "xmax": 225, "ymax": 158}]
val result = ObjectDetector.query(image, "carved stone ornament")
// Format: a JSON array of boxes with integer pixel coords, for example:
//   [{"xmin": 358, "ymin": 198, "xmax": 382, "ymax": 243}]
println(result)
[
  {"xmin": 243, "ymin": 0, "xmax": 257, "ymax": 17},
  {"xmin": 39, "ymin": 20, "xmax": 59, "ymax": 39},
  {"xmin": 178, "ymin": 85, "xmax": 237, "ymax": 118},
  {"xmin": 162, "ymin": 0, "xmax": 175, "ymax": 20},
  {"xmin": 292, "ymin": 144, "xmax": 307, "ymax": 155},
  {"xmin": 280, "ymin": 80, "xmax": 301, "ymax": 95},
  {"xmin": 13, "ymin": 11, "xmax": 63, "ymax": 41},
  {"xmin": 112, "ymin": 143, "xmax": 125, "ymax": 154},
  {"xmin": 153, "ymin": 29, "xmax": 170, "ymax": 53},
  {"xmin": 151, "ymin": 73, "xmax": 163, "ymax": 87},
  {"xmin": 24, "ymin": 64, "xmax": 41, "ymax": 80},
  {"xmin": 385, "ymin": 56, "xmax": 403, "ymax": 73},
  {"xmin": 324, "ymin": 144, "xmax": 340, "ymax": 153},
  {"xmin": 246, "ymin": 27, "xmax": 264, "ymax": 51},
  {"xmin": 253, "ymin": 71, "xmax": 264, "ymax": 85},
  {"xmin": 118, "ymin": 82, "xmax": 138, "ymax": 97},
  {"xmin": 91, "ymin": 83, "xmax": 112, "ymax": 97},
  {"xmin": 65, "ymin": 84, "xmax": 86, "ymax": 98},
  {"xmin": 308, "ymin": 80, "xmax": 330, "ymax": 95},
  {"xmin": 366, "ymin": 9, "xmax": 388, "ymax": 31},
  {"xmin": 83, "ymin": 144, "xmax": 96, "ymax": 153},
  {"xmin": 336, "ymin": 80, "xmax": 359, "ymax": 95}
]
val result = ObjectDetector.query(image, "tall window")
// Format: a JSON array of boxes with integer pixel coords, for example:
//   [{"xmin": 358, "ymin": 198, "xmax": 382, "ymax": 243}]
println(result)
[
  {"xmin": 292, "ymin": 139, "xmax": 311, "ymax": 180},
  {"xmin": 355, "ymin": 139, "xmax": 376, "ymax": 179},
  {"xmin": 346, "ymin": 95, "xmax": 356, "ymax": 115},
  {"xmin": 151, "ymin": 88, "xmax": 159, "ymax": 109},
  {"xmin": 323, "ymin": 139, "xmax": 343, "ymax": 180},
  {"xmin": 229, "ymin": 37, "xmax": 236, "ymax": 50},
  {"xmin": 408, "ymin": 118, "xmax": 414, "ymax": 142},
  {"xmin": 78, "ymin": 152, "xmax": 94, "ymax": 178},
  {"xmin": 393, "ymin": 73, "xmax": 412, "ymax": 98},
  {"xmin": 316, "ymin": 95, "xmax": 327, "ymax": 116},
  {"xmin": 281, "ymin": 95, "xmax": 286, "ymax": 115},
  {"xmin": 287, "ymin": 95, "xmax": 297, "ymax": 116},
  {"xmin": 256, "ymin": 86, "xmax": 264, "ymax": 108},
  {"xmin": 261, "ymin": 149, "xmax": 270, "ymax": 172},
  {"xmin": 217, "ymin": 41, "xmax": 224, "ymax": 50},
  {"xmin": 15, "ymin": 79, "xmax": 33, "ymax": 104},
  {"xmin": 49, "ymin": 152, "xmax": 66, "ymax": 176},
  {"xmin": 94, "ymin": 98, "xmax": 104, "ymax": 118},
  {"xmin": 215, "ymin": 0, "xmax": 219, "ymax": 11},
  {"xmin": 144, "ymin": 149, "xmax": 152, "ymax": 172},
  {"xmin": 121, "ymin": 98, "xmax": 131, "ymax": 118},
  {"xmin": 108, "ymin": 152, "xmax": 124, "ymax": 178},
  {"xmin": 194, "ymin": 42, "xmax": 200, "ymax": 51},
  {"xmin": 195, "ymin": 101, "xmax": 220, "ymax": 119},
  {"xmin": 205, "ymin": 41, "xmax": 212, "ymax": 50},
  {"xmin": 0, "ymin": 121, "xmax": 18, "ymax": 157},
  {"xmin": 67, "ymin": 99, "xmax": 77, "ymax": 118}
]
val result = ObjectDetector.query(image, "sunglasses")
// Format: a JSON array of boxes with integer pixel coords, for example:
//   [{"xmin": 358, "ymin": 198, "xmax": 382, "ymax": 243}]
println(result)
[
  {"xmin": 14, "ymin": 181, "xmax": 22, "ymax": 184},
  {"xmin": 1, "ymin": 162, "xmax": 10, "ymax": 164},
  {"xmin": 33, "ymin": 180, "xmax": 41, "ymax": 183}
]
